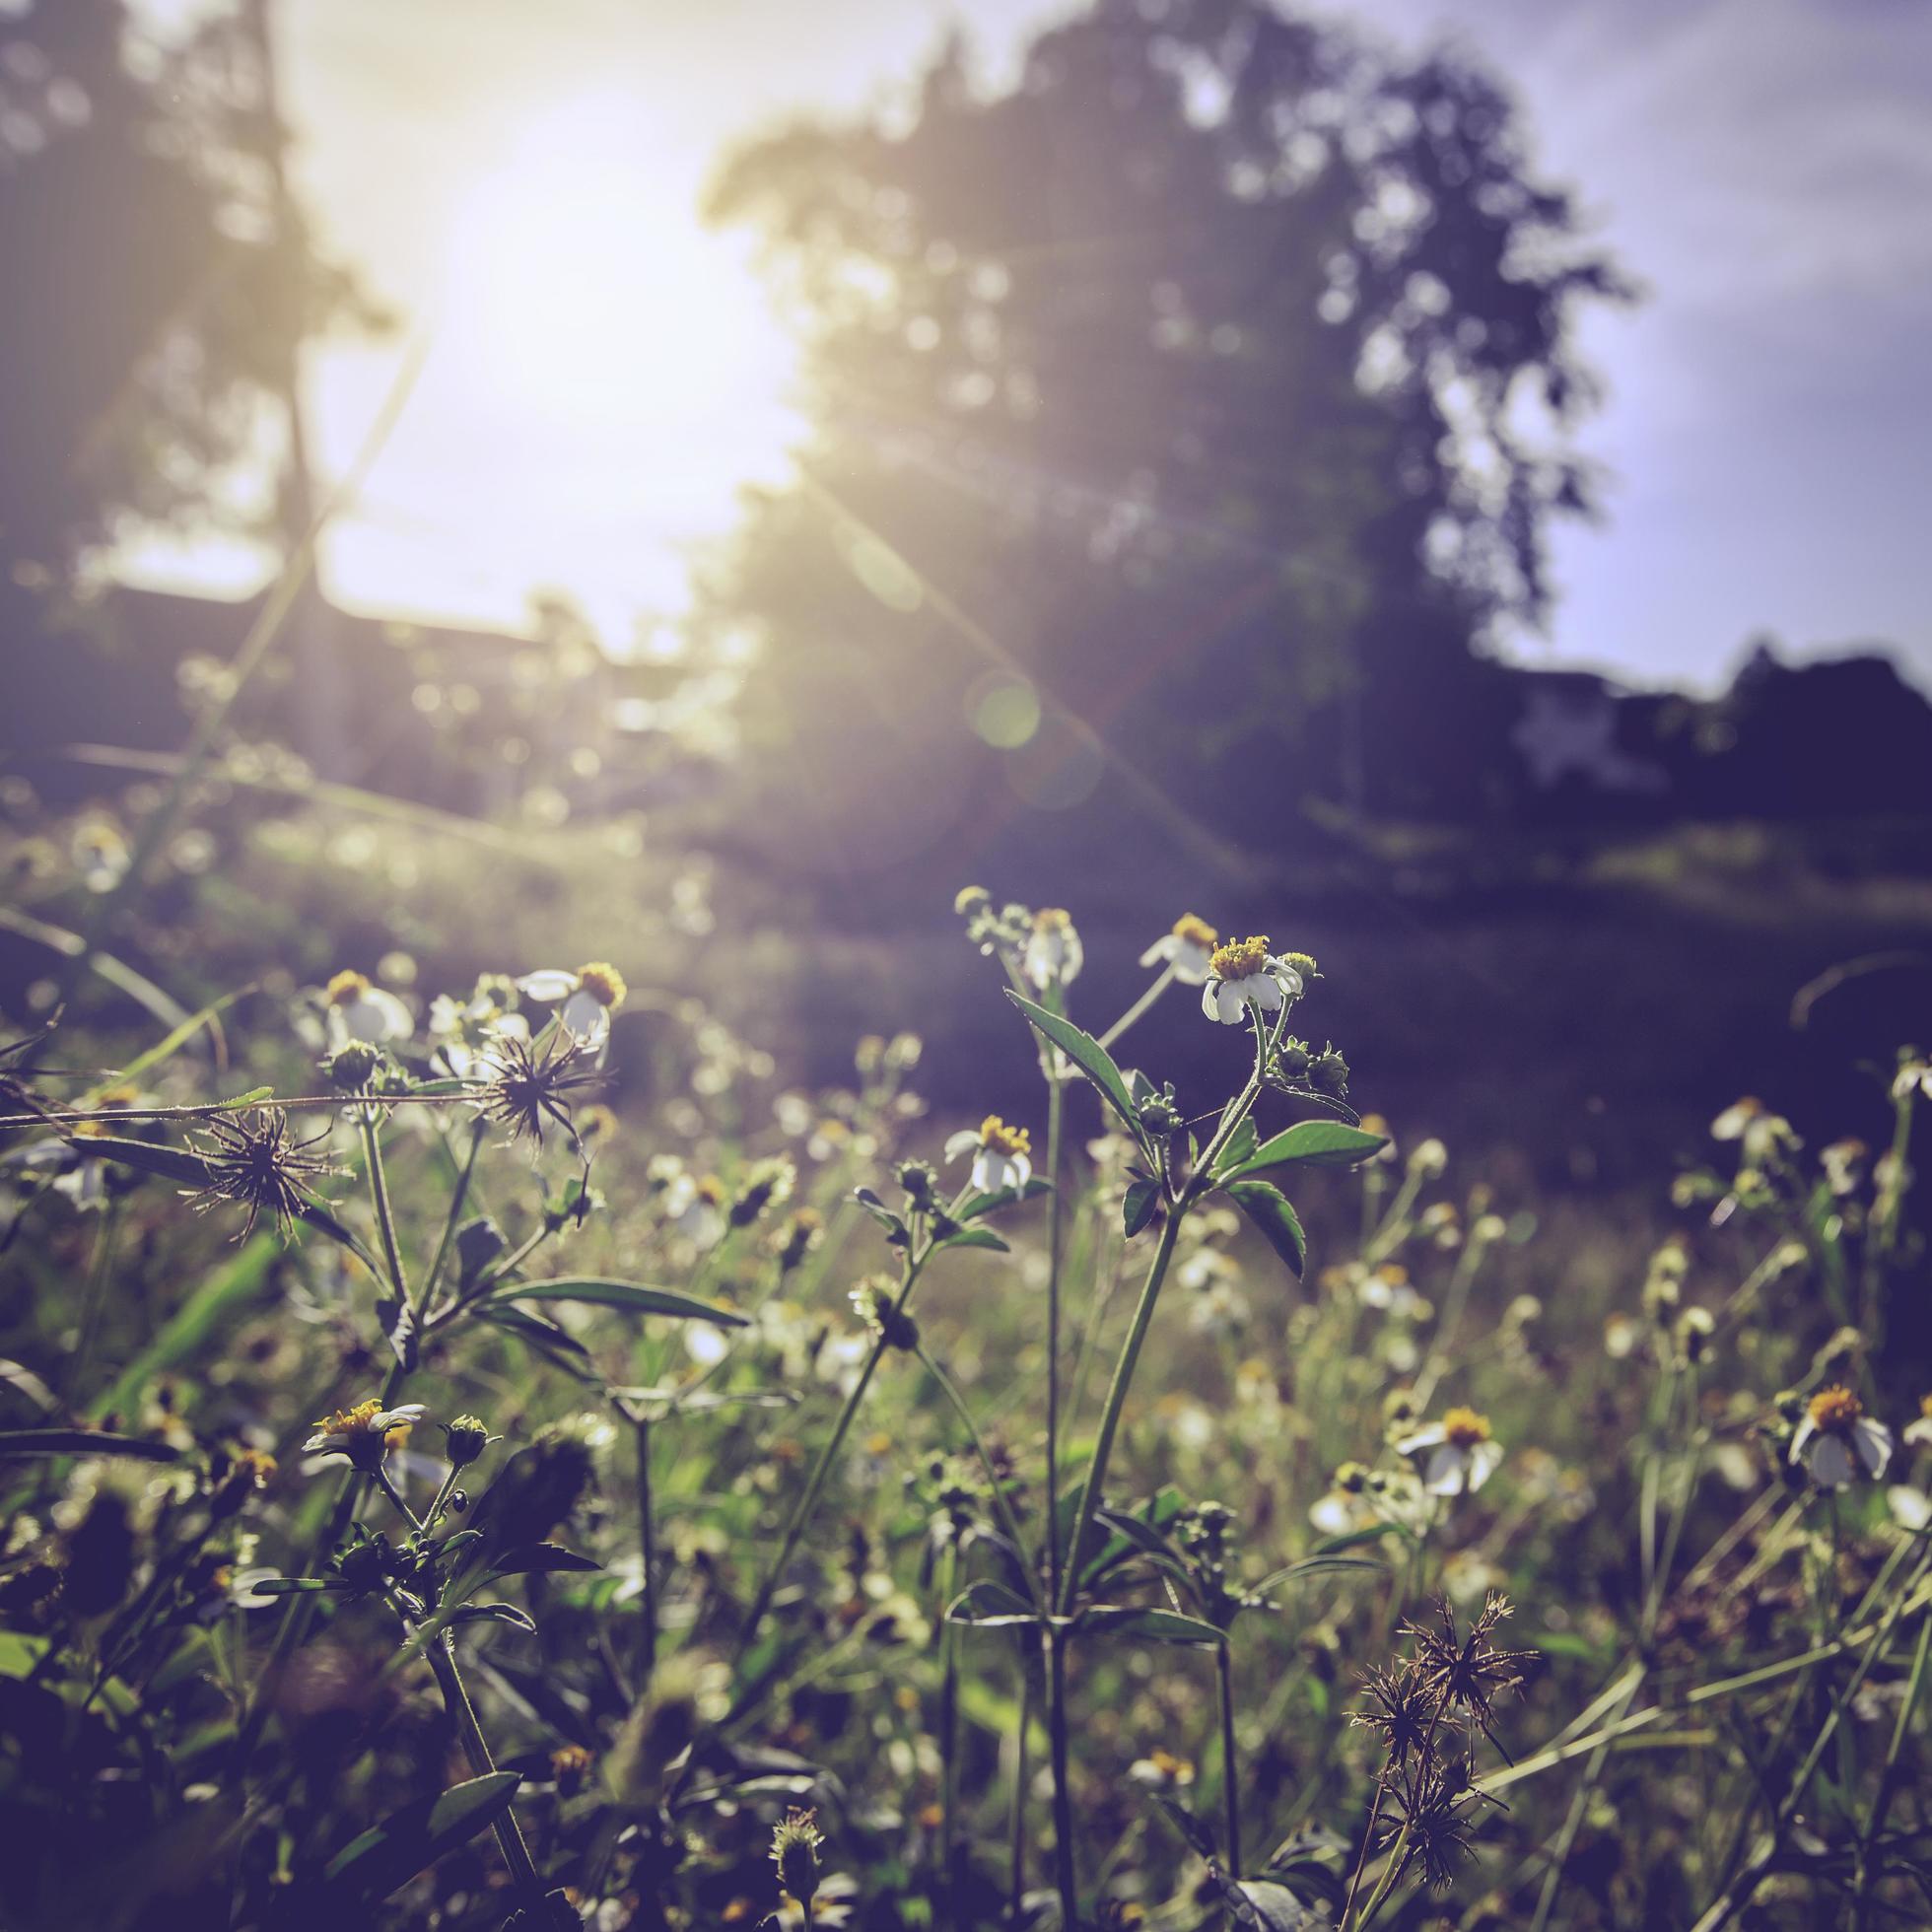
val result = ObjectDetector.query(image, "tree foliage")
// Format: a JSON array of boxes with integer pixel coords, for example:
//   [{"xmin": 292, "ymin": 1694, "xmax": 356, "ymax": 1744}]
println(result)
[
  {"xmin": 701, "ymin": 0, "xmax": 1628, "ymax": 873},
  {"xmin": 0, "ymin": 0, "xmax": 375, "ymax": 586}
]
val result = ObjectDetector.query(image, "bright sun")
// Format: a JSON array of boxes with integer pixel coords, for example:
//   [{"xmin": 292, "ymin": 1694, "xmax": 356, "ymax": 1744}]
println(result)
[{"xmin": 312, "ymin": 86, "xmax": 802, "ymax": 644}]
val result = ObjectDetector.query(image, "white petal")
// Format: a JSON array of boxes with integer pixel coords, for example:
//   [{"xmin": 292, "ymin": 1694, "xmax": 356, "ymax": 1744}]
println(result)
[
  {"xmin": 1467, "ymin": 1442, "xmax": 1503, "ymax": 1492},
  {"xmin": 1201, "ymin": 980, "xmax": 1221, "ymax": 1020},
  {"xmin": 1788, "ymin": 1417, "xmax": 1816, "ymax": 1464},
  {"xmin": 971, "ymin": 1151, "xmax": 996, "ymax": 1193},
  {"xmin": 1423, "ymin": 1445, "xmax": 1468, "ymax": 1495},
  {"xmin": 1271, "ymin": 963, "xmax": 1304, "ymax": 1001},
  {"xmin": 367, "ymin": 988, "xmax": 413, "ymax": 1039},
  {"xmin": 560, "ymin": 990, "xmax": 611, "ymax": 1044},
  {"xmin": 1138, "ymin": 936, "xmax": 1172, "ymax": 969},
  {"xmin": 1396, "ymin": 1424, "xmax": 1446, "ymax": 1455},
  {"xmin": 1249, "ymin": 976, "xmax": 1284, "ymax": 1014},
  {"xmin": 944, "ymin": 1131, "xmax": 979, "ymax": 1161},
  {"xmin": 517, "ymin": 970, "xmax": 579, "ymax": 1001},
  {"xmin": 1006, "ymin": 1153, "xmax": 1032, "ymax": 1191},
  {"xmin": 1856, "ymin": 1420, "xmax": 1895, "ymax": 1478},
  {"xmin": 1173, "ymin": 942, "xmax": 1211, "ymax": 985},
  {"xmin": 1213, "ymin": 982, "xmax": 1246, "ymax": 1024},
  {"xmin": 1809, "ymin": 1434, "xmax": 1856, "ymax": 1488}
]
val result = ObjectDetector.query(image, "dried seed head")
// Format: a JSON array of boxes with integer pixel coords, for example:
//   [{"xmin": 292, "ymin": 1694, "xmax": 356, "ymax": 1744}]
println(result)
[{"xmin": 186, "ymin": 1110, "xmax": 337, "ymax": 1243}]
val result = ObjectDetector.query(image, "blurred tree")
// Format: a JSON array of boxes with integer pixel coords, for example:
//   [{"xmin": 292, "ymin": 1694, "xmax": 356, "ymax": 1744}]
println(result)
[
  {"xmin": 0, "ymin": 0, "xmax": 378, "ymax": 765},
  {"xmin": 700, "ymin": 0, "xmax": 1628, "ymax": 884}
]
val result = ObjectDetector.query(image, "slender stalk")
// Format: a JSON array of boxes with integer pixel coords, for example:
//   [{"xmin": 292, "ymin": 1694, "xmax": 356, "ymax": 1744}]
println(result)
[
  {"xmin": 1850, "ymin": 1596, "xmax": 1932, "ymax": 1922},
  {"xmin": 1007, "ymin": 1660, "xmax": 1032, "ymax": 1925},
  {"xmin": 1055, "ymin": 1209, "xmax": 1185, "ymax": 1617},
  {"xmin": 358, "ymin": 1110, "xmax": 411, "ymax": 1309},
  {"xmin": 1045, "ymin": 1074, "xmax": 1066, "ymax": 1607},
  {"xmin": 739, "ymin": 1196, "xmax": 963, "ymax": 1649},
  {"xmin": 920, "ymin": 1347, "xmax": 1040, "ymax": 1609},
  {"xmin": 940, "ymin": 1542, "xmax": 960, "ymax": 1915},
  {"xmin": 1217, "ymin": 1640, "xmax": 1242, "ymax": 1878},
  {"xmin": 427, "ymin": 1634, "xmax": 548, "ymax": 1911},
  {"xmin": 635, "ymin": 1414, "xmax": 658, "ymax": 1682},
  {"xmin": 1046, "ymin": 1622, "xmax": 1078, "ymax": 1932},
  {"xmin": 64, "ymin": 1200, "xmax": 121, "ymax": 1402},
  {"xmin": 1095, "ymin": 962, "xmax": 1174, "ymax": 1052}
]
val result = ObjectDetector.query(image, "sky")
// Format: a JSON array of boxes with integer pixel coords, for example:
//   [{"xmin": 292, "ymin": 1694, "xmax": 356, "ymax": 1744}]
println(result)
[{"xmin": 134, "ymin": 0, "xmax": 1932, "ymax": 693}]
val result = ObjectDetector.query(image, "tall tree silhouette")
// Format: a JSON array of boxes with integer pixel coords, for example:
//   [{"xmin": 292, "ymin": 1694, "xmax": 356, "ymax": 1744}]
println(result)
[
  {"xmin": 0, "ymin": 1, "xmax": 373, "ymax": 616},
  {"xmin": 701, "ymin": 0, "xmax": 1627, "ymax": 882}
]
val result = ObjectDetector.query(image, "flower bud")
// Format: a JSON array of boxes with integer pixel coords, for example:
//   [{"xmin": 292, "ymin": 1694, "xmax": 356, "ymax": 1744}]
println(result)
[
  {"xmin": 444, "ymin": 1414, "xmax": 493, "ymax": 1468},
  {"xmin": 324, "ymin": 1040, "xmax": 381, "ymax": 1091}
]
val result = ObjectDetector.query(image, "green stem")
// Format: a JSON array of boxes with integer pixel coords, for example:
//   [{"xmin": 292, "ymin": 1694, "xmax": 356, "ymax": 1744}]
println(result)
[
  {"xmin": 635, "ymin": 1415, "xmax": 658, "ymax": 1682},
  {"xmin": 64, "ymin": 1201, "xmax": 121, "ymax": 1403},
  {"xmin": 739, "ymin": 1196, "xmax": 964, "ymax": 1649},
  {"xmin": 1007, "ymin": 1659, "xmax": 1032, "ymax": 1925},
  {"xmin": 920, "ymin": 1347, "xmax": 1040, "ymax": 1610},
  {"xmin": 1095, "ymin": 963, "xmax": 1174, "ymax": 1052},
  {"xmin": 1217, "ymin": 1639, "xmax": 1242, "ymax": 1878},
  {"xmin": 358, "ymin": 1109, "xmax": 411, "ymax": 1313},
  {"xmin": 427, "ymin": 1633, "xmax": 548, "ymax": 1911},
  {"xmin": 1046, "ymin": 1075, "xmax": 1066, "ymax": 1607},
  {"xmin": 1850, "ymin": 1594, "xmax": 1932, "ymax": 1922},
  {"xmin": 1056, "ymin": 1208, "xmax": 1185, "ymax": 1617},
  {"xmin": 1047, "ymin": 1622, "xmax": 1079, "ymax": 1931}
]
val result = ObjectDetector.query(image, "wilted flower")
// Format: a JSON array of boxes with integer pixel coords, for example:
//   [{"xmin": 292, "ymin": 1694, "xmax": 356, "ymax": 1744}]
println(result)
[
  {"xmin": 1397, "ymin": 1407, "xmax": 1503, "ymax": 1496},
  {"xmin": 1139, "ymin": 913, "xmax": 1218, "ymax": 985},
  {"xmin": 946, "ymin": 1114, "xmax": 1032, "ymax": 1194},
  {"xmin": 850, "ymin": 1276, "xmax": 919, "ymax": 1352},
  {"xmin": 1790, "ymin": 1386, "xmax": 1892, "ymax": 1489},
  {"xmin": 303, "ymin": 1399, "xmax": 428, "ymax": 1472},
  {"xmin": 771, "ymin": 1807, "xmax": 825, "ymax": 1907},
  {"xmin": 185, "ymin": 1111, "xmax": 337, "ymax": 1243},
  {"xmin": 324, "ymin": 969, "xmax": 411, "ymax": 1048},
  {"xmin": 479, "ymin": 1030, "xmax": 602, "ymax": 1150},
  {"xmin": 517, "ymin": 961, "xmax": 627, "ymax": 1046},
  {"xmin": 1200, "ymin": 936, "xmax": 1303, "ymax": 1026},
  {"xmin": 773, "ymin": 1207, "xmax": 823, "ymax": 1273},
  {"xmin": 1023, "ymin": 908, "xmax": 1082, "ymax": 991}
]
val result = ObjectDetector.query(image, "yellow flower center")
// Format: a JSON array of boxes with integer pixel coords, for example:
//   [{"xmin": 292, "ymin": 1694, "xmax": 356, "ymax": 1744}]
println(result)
[
  {"xmin": 1808, "ymin": 1385, "xmax": 1864, "ymax": 1435},
  {"xmin": 326, "ymin": 970, "xmax": 371, "ymax": 1006},
  {"xmin": 1919, "ymin": 1394, "xmax": 1932, "ymax": 1421},
  {"xmin": 1442, "ymin": 1406, "xmax": 1492, "ymax": 1449},
  {"xmin": 550, "ymin": 1744, "xmax": 593, "ymax": 1778},
  {"xmin": 1033, "ymin": 907, "xmax": 1072, "ymax": 933},
  {"xmin": 1208, "ymin": 935, "xmax": 1272, "ymax": 982},
  {"xmin": 575, "ymin": 961, "xmax": 626, "ymax": 1009},
  {"xmin": 314, "ymin": 1398, "xmax": 383, "ymax": 1441},
  {"xmin": 1171, "ymin": 913, "xmax": 1218, "ymax": 949},
  {"xmin": 979, "ymin": 1114, "xmax": 1031, "ymax": 1158},
  {"xmin": 695, "ymin": 1175, "xmax": 725, "ymax": 1205}
]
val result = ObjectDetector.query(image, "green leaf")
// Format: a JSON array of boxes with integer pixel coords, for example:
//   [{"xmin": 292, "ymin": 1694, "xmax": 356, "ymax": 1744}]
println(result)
[
  {"xmin": 0, "ymin": 1427, "xmax": 183, "ymax": 1463},
  {"xmin": 1215, "ymin": 1117, "xmax": 1259, "ymax": 1172},
  {"xmin": 319, "ymin": 1770, "xmax": 523, "ymax": 1903},
  {"xmin": 945, "ymin": 1578, "xmax": 1040, "ymax": 1628},
  {"xmin": 851, "ymin": 1187, "xmax": 909, "ymax": 1240},
  {"xmin": 488, "ymin": 1543, "xmax": 602, "ymax": 1577},
  {"xmin": 247, "ymin": 1576, "xmax": 341, "ymax": 1596},
  {"xmin": 1003, "ymin": 991, "xmax": 1148, "ymax": 1148},
  {"xmin": 491, "ymin": 1279, "xmax": 747, "ymax": 1326},
  {"xmin": 448, "ymin": 1602, "xmax": 537, "ymax": 1633},
  {"xmin": 936, "ymin": 1225, "xmax": 1009, "ymax": 1254},
  {"xmin": 1122, "ymin": 1175, "xmax": 1161, "ymax": 1239},
  {"xmin": 1220, "ymin": 1877, "xmax": 1326, "ymax": 1929},
  {"xmin": 1223, "ymin": 1179, "xmax": 1306, "ymax": 1277},
  {"xmin": 1252, "ymin": 1555, "xmax": 1385, "ymax": 1594},
  {"xmin": 957, "ymin": 1176, "xmax": 1053, "ymax": 1221},
  {"xmin": 1080, "ymin": 1604, "xmax": 1227, "ymax": 1647},
  {"xmin": 1219, "ymin": 1120, "xmax": 1388, "ymax": 1180}
]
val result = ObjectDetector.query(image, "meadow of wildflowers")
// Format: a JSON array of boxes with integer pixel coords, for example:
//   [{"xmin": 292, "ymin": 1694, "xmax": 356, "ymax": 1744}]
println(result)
[{"xmin": 1, "ymin": 843, "xmax": 1930, "ymax": 1932}]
